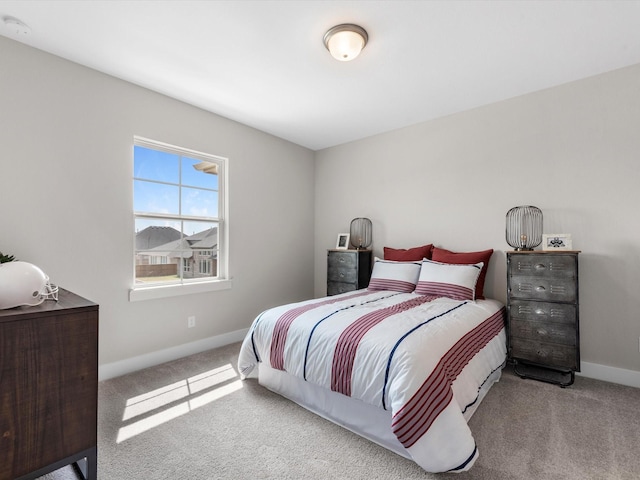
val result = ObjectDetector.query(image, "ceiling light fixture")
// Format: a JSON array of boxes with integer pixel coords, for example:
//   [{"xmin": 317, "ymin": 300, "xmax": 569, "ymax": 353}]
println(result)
[{"xmin": 323, "ymin": 24, "xmax": 368, "ymax": 62}]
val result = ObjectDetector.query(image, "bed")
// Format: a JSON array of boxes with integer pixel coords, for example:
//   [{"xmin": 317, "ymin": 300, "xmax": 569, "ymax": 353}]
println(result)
[{"xmin": 238, "ymin": 250, "xmax": 506, "ymax": 473}]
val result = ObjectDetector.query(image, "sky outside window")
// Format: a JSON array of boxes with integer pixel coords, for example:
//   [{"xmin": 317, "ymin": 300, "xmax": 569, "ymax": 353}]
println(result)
[{"xmin": 134, "ymin": 145, "xmax": 219, "ymax": 231}]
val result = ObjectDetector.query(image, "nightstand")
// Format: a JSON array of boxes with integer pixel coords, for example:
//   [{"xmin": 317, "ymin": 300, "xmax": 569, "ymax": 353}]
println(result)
[
  {"xmin": 327, "ymin": 249, "xmax": 372, "ymax": 296},
  {"xmin": 506, "ymin": 251, "xmax": 580, "ymax": 387}
]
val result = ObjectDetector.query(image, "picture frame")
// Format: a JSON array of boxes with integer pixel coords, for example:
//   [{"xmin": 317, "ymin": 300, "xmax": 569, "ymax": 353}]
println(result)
[
  {"xmin": 336, "ymin": 233, "xmax": 350, "ymax": 250},
  {"xmin": 542, "ymin": 233, "xmax": 573, "ymax": 251}
]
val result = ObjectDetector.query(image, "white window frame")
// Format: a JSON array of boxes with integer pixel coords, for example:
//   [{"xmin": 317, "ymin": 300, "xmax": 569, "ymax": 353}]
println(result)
[{"xmin": 129, "ymin": 136, "xmax": 231, "ymax": 302}]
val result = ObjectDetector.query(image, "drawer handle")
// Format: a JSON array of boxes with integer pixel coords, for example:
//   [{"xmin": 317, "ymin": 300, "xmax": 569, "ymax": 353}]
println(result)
[
  {"xmin": 535, "ymin": 286, "xmax": 546, "ymax": 292},
  {"xmin": 536, "ymin": 349, "xmax": 548, "ymax": 358},
  {"xmin": 536, "ymin": 328, "xmax": 548, "ymax": 337},
  {"xmin": 339, "ymin": 273, "xmax": 345, "ymax": 278},
  {"xmin": 535, "ymin": 263, "xmax": 547, "ymax": 271},
  {"xmin": 339, "ymin": 257, "xmax": 345, "ymax": 263},
  {"xmin": 535, "ymin": 309, "xmax": 545, "ymax": 315}
]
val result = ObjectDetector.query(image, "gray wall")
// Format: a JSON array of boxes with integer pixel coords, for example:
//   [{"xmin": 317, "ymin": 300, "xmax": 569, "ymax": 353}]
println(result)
[
  {"xmin": 0, "ymin": 37, "xmax": 315, "ymax": 367},
  {"xmin": 315, "ymin": 63, "xmax": 640, "ymax": 374},
  {"xmin": 3, "ymin": 34, "xmax": 640, "ymax": 378}
]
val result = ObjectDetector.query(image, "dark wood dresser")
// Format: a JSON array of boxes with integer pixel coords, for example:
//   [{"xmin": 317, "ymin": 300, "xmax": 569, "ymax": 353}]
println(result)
[
  {"xmin": 327, "ymin": 249, "xmax": 372, "ymax": 296},
  {"xmin": 0, "ymin": 288, "xmax": 98, "ymax": 480},
  {"xmin": 507, "ymin": 251, "xmax": 580, "ymax": 386}
]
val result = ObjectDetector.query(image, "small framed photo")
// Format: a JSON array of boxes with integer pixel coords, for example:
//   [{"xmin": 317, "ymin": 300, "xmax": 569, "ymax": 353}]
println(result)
[
  {"xmin": 542, "ymin": 234, "xmax": 572, "ymax": 251},
  {"xmin": 336, "ymin": 233, "xmax": 350, "ymax": 250}
]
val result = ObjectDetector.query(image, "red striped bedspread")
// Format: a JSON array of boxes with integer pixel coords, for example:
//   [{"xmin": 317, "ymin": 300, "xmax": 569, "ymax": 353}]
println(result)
[{"xmin": 238, "ymin": 289, "xmax": 506, "ymax": 473}]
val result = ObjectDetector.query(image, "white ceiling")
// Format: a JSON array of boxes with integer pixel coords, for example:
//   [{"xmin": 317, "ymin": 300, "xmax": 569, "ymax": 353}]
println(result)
[{"xmin": 2, "ymin": 1, "xmax": 640, "ymax": 151}]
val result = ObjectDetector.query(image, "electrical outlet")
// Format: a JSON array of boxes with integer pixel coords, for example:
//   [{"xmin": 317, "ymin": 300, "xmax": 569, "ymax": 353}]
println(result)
[{"xmin": 188, "ymin": 316, "xmax": 196, "ymax": 328}]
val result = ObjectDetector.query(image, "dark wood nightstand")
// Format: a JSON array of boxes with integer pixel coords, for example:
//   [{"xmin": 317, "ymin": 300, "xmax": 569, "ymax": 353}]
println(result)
[
  {"xmin": 0, "ymin": 288, "xmax": 98, "ymax": 480},
  {"xmin": 507, "ymin": 251, "xmax": 580, "ymax": 387},
  {"xmin": 327, "ymin": 249, "xmax": 372, "ymax": 296}
]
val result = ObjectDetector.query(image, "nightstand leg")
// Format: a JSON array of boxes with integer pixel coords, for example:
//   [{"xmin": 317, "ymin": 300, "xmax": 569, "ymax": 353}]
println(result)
[{"xmin": 513, "ymin": 361, "xmax": 575, "ymax": 387}]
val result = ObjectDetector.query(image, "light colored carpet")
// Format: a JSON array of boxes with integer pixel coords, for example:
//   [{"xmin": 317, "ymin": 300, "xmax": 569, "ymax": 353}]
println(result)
[{"xmin": 38, "ymin": 342, "xmax": 640, "ymax": 479}]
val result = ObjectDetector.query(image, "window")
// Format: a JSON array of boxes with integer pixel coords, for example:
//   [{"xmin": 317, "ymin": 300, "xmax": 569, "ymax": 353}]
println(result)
[
  {"xmin": 132, "ymin": 137, "xmax": 227, "ymax": 293},
  {"xmin": 199, "ymin": 258, "xmax": 211, "ymax": 275},
  {"xmin": 182, "ymin": 258, "xmax": 192, "ymax": 273},
  {"xmin": 150, "ymin": 256, "xmax": 167, "ymax": 265}
]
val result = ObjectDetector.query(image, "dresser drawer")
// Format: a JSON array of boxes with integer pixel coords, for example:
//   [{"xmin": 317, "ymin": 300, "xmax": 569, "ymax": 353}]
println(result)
[
  {"xmin": 510, "ymin": 318, "xmax": 576, "ymax": 346},
  {"xmin": 510, "ymin": 338, "xmax": 578, "ymax": 370},
  {"xmin": 509, "ymin": 275, "xmax": 577, "ymax": 303},
  {"xmin": 328, "ymin": 251, "xmax": 357, "ymax": 270},
  {"xmin": 509, "ymin": 300, "xmax": 576, "ymax": 325},
  {"xmin": 509, "ymin": 254, "xmax": 576, "ymax": 279},
  {"xmin": 328, "ymin": 266, "xmax": 358, "ymax": 283},
  {"xmin": 327, "ymin": 282, "xmax": 357, "ymax": 296}
]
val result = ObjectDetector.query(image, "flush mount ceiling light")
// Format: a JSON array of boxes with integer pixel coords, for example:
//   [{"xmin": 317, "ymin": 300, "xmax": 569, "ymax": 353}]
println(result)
[{"xmin": 323, "ymin": 24, "xmax": 368, "ymax": 62}]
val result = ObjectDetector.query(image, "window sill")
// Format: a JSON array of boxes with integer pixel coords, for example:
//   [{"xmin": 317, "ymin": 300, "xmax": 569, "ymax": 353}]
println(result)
[{"xmin": 129, "ymin": 278, "xmax": 233, "ymax": 302}]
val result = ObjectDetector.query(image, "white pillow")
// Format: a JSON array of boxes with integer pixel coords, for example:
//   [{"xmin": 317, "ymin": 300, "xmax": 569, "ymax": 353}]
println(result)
[
  {"xmin": 414, "ymin": 259, "xmax": 483, "ymax": 300},
  {"xmin": 367, "ymin": 258, "xmax": 422, "ymax": 293}
]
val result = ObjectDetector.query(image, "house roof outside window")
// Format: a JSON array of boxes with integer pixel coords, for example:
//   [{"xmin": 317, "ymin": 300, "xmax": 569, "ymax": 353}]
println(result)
[{"xmin": 137, "ymin": 227, "xmax": 218, "ymax": 260}]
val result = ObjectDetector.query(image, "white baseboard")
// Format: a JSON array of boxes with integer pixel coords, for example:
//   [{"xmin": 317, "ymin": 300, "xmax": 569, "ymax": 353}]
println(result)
[
  {"xmin": 98, "ymin": 328, "xmax": 249, "ymax": 381},
  {"xmin": 578, "ymin": 361, "xmax": 640, "ymax": 389}
]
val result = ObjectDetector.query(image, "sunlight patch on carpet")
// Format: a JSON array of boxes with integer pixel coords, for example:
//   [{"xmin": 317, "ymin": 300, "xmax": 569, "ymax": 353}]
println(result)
[{"xmin": 117, "ymin": 363, "xmax": 243, "ymax": 443}]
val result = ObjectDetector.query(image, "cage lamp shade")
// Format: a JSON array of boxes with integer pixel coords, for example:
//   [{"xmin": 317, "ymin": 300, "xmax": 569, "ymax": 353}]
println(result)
[
  {"xmin": 350, "ymin": 217, "xmax": 372, "ymax": 249},
  {"xmin": 506, "ymin": 206, "xmax": 543, "ymax": 251}
]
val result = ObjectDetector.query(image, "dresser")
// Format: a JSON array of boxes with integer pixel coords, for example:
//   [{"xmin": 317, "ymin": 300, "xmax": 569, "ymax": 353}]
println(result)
[
  {"xmin": 0, "ymin": 288, "xmax": 98, "ymax": 480},
  {"xmin": 327, "ymin": 249, "xmax": 372, "ymax": 296},
  {"xmin": 506, "ymin": 251, "xmax": 580, "ymax": 387}
]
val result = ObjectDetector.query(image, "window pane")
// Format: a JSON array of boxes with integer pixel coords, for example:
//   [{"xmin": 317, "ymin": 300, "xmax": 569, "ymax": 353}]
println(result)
[
  {"xmin": 182, "ymin": 157, "xmax": 219, "ymax": 190},
  {"xmin": 181, "ymin": 187, "xmax": 219, "ymax": 218},
  {"xmin": 135, "ymin": 219, "xmax": 219, "ymax": 283},
  {"xmin": 134, "ymin": 180, "xmax": 179, "ymax": 215},
  {"xmin": 134, "ymin": 146, "xmax": 179, "ymax": 183},
  {"xmin": 135, "ymin": 219, "xmax": 183, "ymax": 284}
]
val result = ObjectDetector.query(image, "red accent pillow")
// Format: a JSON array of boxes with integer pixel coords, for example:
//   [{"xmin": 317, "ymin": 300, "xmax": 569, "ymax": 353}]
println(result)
[
  {"xmin": 431, "ymin": 247, "xmax": 493, "ymax": 299},
  {"xmin": 384, "ymin": 244, "xmax": 433, "ymax": 262}
]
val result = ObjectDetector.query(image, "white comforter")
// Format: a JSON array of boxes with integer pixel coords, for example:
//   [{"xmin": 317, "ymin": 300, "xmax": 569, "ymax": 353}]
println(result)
[{"xmin": 238, "ymin": 289, "xmax": 506, "ymax": 473}]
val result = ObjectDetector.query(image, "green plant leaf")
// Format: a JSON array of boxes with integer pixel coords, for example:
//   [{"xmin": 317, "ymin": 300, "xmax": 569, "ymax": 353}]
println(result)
[{"xmin": 0, "ymin": 251, "xmax": 16, "ymax": 263}]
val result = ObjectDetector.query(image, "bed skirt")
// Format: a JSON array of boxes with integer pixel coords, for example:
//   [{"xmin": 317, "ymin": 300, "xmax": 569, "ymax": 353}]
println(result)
[{"xmin": 258, "ymin": 362, "xmax": 503, "ymax": 461}]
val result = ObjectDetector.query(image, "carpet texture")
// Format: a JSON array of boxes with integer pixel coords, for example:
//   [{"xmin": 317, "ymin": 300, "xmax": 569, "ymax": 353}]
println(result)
[{"xmin": 38, "ymin": 342, "xmax": 640, "ymax": 479}]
